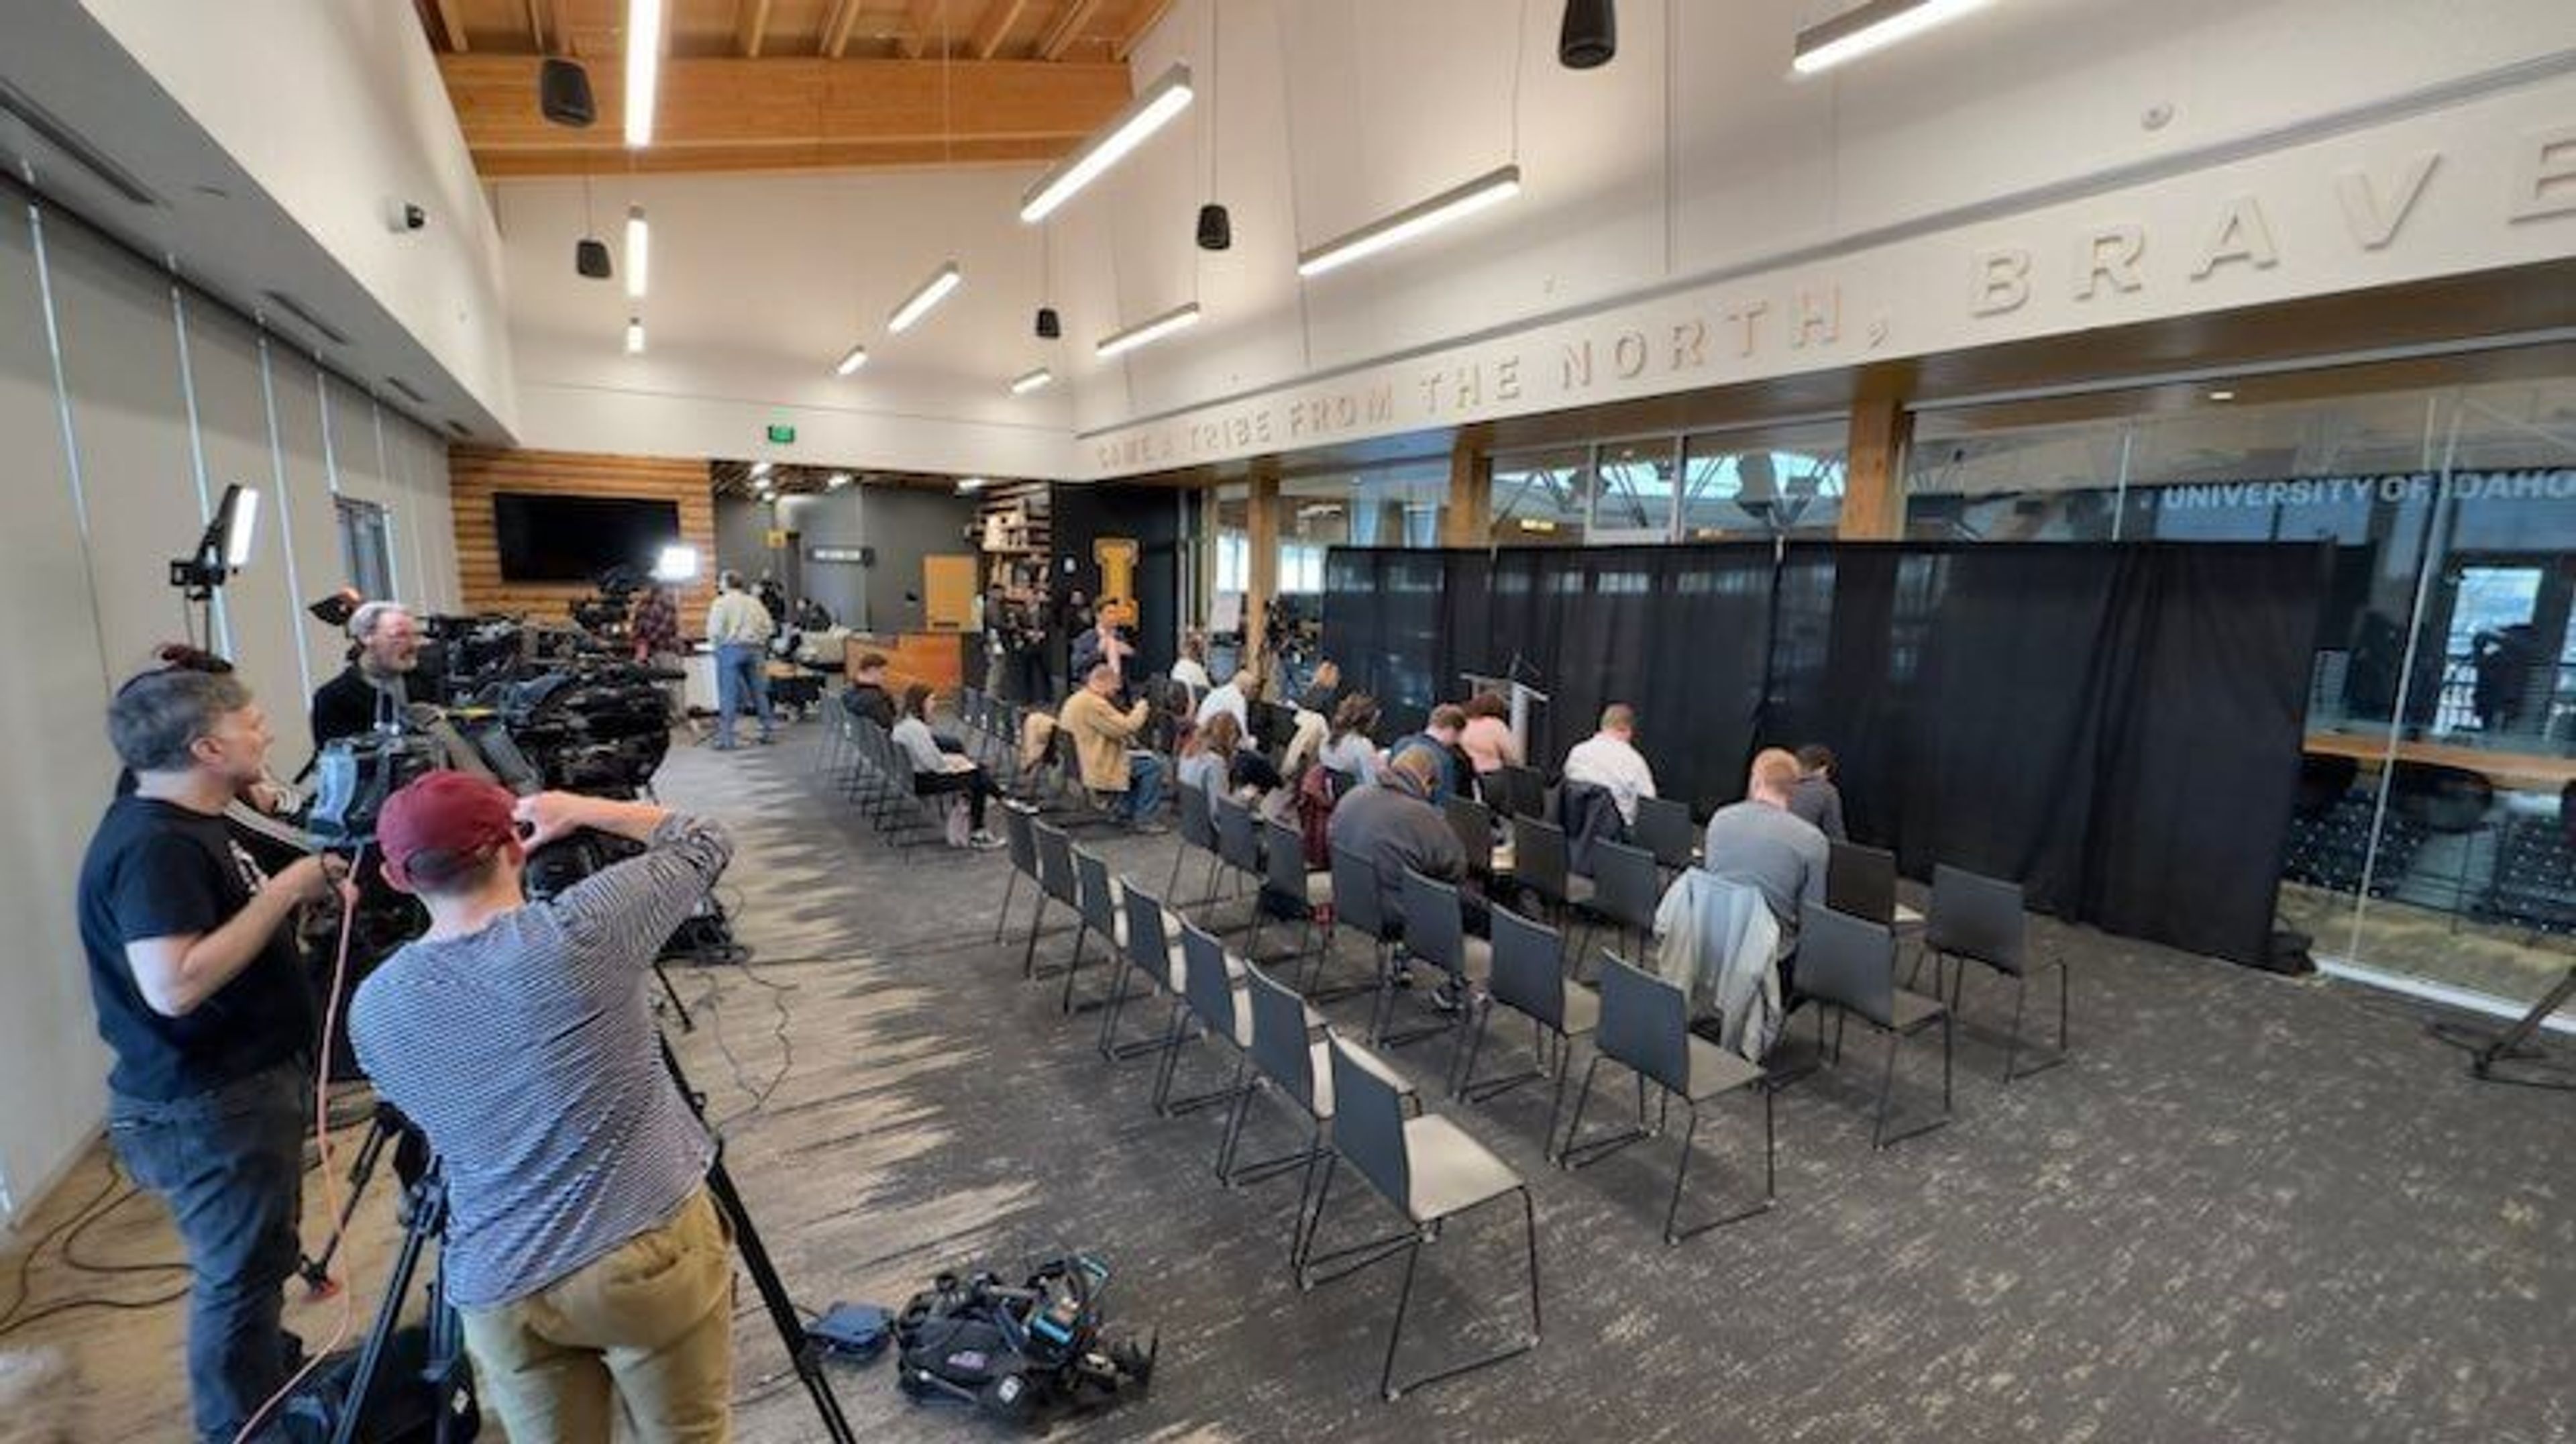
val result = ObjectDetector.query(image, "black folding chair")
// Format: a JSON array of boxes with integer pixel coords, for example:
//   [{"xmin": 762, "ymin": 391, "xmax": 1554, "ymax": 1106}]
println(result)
[
  {"xmin": 1799, "ymin": 904, "xmax": 1951, "ymax": 1148},
  {"xmin": 1921, "ymin": 864, "xmax": 2068, "ymax": 1082},
  {"xmin": 1632, "ymin": 795, "xmax": 1696, "ymax": 874},
  {"xmin": 1300, "ymin": 1038, "xmax": 1541, "ymax": 1403},
  {"xmin": 1560, "ymin": 953, "xmax": 1774, "ymax": 1244},
  {"xmin": 1570, "ymin": 839, "xmax": 1660, "ymax": 978}
]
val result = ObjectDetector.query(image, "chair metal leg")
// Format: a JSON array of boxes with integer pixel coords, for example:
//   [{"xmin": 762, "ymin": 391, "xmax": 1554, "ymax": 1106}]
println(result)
[
  {"xmin": 1542, "ymin": 1032, "xmax": 1576, "ymax": 1164},
  {"xmin": 1214, "ymin": 1061, "xmax": 1254, "ymax": 1182},
  {"xmin": 1057, "ymin": 926, "xmax": 1091, "ymax": 1014},
  {"xmin": 1872, "ymin": 1028, "xmax": 1900, "ymax": 1150},
  {"xmin": 994, "ymin": 870, "xmax": 1019, "ymax": 942},
  {"xmin": 1560, "ymin": 1056, "xmax": 1653, "ymax": 1170},
  {"xmin": 1020, "ymin": 896, "xmax": 1048, "ymax": 979},
  {"xmin": 1378, "ymin": 1239, "xmax": 1424, "ymax": 1403},
  {"xmin": 1662, "ymin": 1101, "xmax": 1699, "ymax": 1245}
]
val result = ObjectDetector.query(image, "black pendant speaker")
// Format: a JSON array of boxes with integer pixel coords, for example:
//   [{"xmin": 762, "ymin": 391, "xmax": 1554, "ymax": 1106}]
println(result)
[
  {"xmin": 575, "ymin": 237, "xmax": 612, "ymax": 280},
  {"xmin": 1196, "ymin": 203, "xmax": 1233, "ymax": 251},
  {"xmin": 539, "ymin": 58, "xmax": 597, "ymax": 128},
  {"xmin": 1559, "ymin": 0, "xmax": 1615, "ymax": 69},
  {"xmin": 1034, "ymin": 306, "xmax": 1062, "ymax": 340}
]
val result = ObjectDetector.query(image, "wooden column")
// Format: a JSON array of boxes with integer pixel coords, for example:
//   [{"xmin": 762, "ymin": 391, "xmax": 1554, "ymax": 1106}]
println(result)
[
  {"xmin": 1244, "ymin": 462, "xmax": 1281, "ymax": 681},
  {"xmin": 1839, "ymin": 386, "xmax": 1912, "ymax": 540},
  {"xmin": 1442, "ymin": 425, "xmax": 1493, "ymax": 548}
]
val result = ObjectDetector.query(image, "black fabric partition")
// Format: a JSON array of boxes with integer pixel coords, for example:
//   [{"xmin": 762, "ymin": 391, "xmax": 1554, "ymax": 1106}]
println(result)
[{"xmin": 1322, "ymin": 540, "xmax": 2327, "ymax": 969}]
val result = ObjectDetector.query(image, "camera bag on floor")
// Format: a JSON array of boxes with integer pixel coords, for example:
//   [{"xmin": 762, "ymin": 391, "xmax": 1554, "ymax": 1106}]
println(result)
[
  {"xmin": 892, "ymin": 1255, "xmax": 1155, "ymax": 1427},
  {"xmin": 278, "ymin": 1324, "xmax": 480, "ymax": 1443}
]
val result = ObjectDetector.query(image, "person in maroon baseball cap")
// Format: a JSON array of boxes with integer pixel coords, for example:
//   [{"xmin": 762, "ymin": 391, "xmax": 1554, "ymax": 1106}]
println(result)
[{"xmin": 350, "ymin": 773, "xmax": 739, "ymax": 1441}]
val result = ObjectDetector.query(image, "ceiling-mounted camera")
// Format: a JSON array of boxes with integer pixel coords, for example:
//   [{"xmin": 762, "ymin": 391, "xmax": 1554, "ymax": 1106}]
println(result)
[{"xmin": 386, "ymin": 199, "xmax": 427, "ymax": 233}]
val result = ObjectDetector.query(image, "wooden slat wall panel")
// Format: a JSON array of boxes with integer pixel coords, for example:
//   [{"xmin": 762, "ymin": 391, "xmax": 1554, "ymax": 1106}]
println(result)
[{"xmin": 448, "ymin": 447, "xmax": 719, "ymax": 624}]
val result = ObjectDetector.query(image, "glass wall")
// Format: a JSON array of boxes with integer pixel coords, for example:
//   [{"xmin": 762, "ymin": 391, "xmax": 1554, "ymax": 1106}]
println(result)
[
  {"xmin": 1495, "ymin": 419, "xmax": 1852, "ymax": 546},
  {"xmin": 1908, "ymin": 374, "xmax": 2576, "ymax": 1013}
]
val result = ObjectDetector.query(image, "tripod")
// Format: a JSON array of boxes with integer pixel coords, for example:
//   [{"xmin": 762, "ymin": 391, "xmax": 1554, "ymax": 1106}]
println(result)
[
  {"xmin": 284, "ymin": 1162, "xmax": 475, "ymax": 1444},
  {"xmin": 659, "ymin": 1035, "xmax": 858, "ymax": 1443},
  {"xmin": 298, "ymin": 1103, "xmax": 424, "ymax": 1296}
]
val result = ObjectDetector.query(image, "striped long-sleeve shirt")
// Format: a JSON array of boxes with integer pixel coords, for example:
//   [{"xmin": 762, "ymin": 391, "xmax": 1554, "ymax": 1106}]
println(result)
[{"xmin": 349, "ymin": 815, "xmax": 734, "ymax": 1307}]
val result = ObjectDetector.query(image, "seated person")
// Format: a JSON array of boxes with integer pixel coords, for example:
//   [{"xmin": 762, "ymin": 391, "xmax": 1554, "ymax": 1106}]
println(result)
[
  {"xmin": 1317, "ymin": 693, "xmax": 1385, "ymax": 786},
  {"xmin": 1171, "ymin": 631, "xmax": 1214, "ymax": 699},
  {"xmin": 1789, "ymin": 743, "xmax": 1848, "ymax": 841},
  {"xmin": 893, "ymin": 684, "xmax": 1002, "ymax": 849},
  {"xmin": 1699, "ymin": 748, "xmax": 1830, "ymax": 960},
  {"xmin": 1061, "ymin": 663, "xmax": 1166, "ymax": 833},
  {"xmin": 1328, "ymin": 749, "xmax": 1489, "ymax": 1000},
  {"xmin": 1387, "ymin": 704, "xmax": 1471, "ymax": 804},
  {"xmin": 1284, "ymin": 660, "xmax": 1342, "ymax": 772},
  {"xmin": 841, "ymin": 652, "xmax": 897, "ymax": 729},
  {"xmin": 1178, "ymin": 709, "xmax": 1238, "ymax": 800},
  {"xmin": 1069, "ymin": 616, "xmax": 1135, "ymax": 700},
  {"xmin": 1194, "ymin": 667, "xmax": 1256, "ymax": 736},
  {"xmin": 1562, "ymin": 703, "xmax": 1657, "ymax": 827},
  {"xmin": 1458, "ymin": 690, "xmax": 1523, "ymax": 780}
]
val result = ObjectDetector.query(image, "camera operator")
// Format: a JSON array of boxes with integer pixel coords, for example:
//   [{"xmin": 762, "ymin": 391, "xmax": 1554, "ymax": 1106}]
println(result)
[
  {"xmin": 78, "ymin": 662, "xmax": 352, "ymax": 1444},
  {"xmin": 309, "ymin": 601, "xmax": 424, "ymax": 750},
  {"xmin": 347, "ymin": 774, "xmax": 737, "ymax": 1443}
]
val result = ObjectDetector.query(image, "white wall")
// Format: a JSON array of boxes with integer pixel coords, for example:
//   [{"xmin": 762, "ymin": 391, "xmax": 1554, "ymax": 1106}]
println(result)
[
  {"xmin": 1056, "ymin": 0, "xmax": 2576, "ymax": 468},
  {"xmin": 495, "ymin": 166, "xmax": 1077, "ymax": 478},
  {"xmin": 466, "ymin": 0, "xmax": 2575, "ymax": 480},
  {"xmin": 75, "ymin": 0, "xmax": 520, "ymax": 437},
  {"xmin": 0, "ymin": 190, "xmax": 459, "ymax": 1231}
]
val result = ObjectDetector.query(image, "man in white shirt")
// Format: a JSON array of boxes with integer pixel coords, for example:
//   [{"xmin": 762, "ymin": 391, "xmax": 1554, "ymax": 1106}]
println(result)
[
  {"xmin": 1170, "ymin": 631, "xmax": 1214, "ymax": 699},
  {"xmin": 704, "ymin": 570, "xmax": 776, "ymax": 750},
  {"xmin": 1195, "ymin": 667, "xmax": 1255, "ymax": 740},
  {"xmin": 1562, "ymin": 703, "xmax": 1657, "ymax": 825}
]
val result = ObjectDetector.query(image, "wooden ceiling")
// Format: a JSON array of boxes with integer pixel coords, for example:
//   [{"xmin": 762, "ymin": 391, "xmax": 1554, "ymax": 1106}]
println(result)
[
  {"xmin": 416, "ymin": 0, "xmax": 1167, "ymax": 176},
  {"xmin": 710, "ymin": 460, "xmax": 996, "ymax": 495}
]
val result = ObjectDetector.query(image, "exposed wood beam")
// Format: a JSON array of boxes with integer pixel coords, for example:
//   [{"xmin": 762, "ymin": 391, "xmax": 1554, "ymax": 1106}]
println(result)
[
  {"xmin": 970, "ymin": 0, "xmax": 1026, "ymax": 58},
  {"xmin": 1112, "ymin": 0, "xmax": 1176, "ymax": 59},
  {"xmin": 896, "ymin": 0, "xmax": 949, "ymax": 60},
  {"xmin": 433, "ymin": 0, "xmax": 471, "ymax": 52},
  {"xmin": 1036, "ymin": 0, "xmax": 1107, "ymax": 60},
  {"xmin": 440, "ymin": 54, "xmax": 1132, "ymax": 175},
  {"xmin": 820, "ymin": 0, "xmax": 863, "ymax": 58},
  {"xmin": 542, "ymin": 0, "xmax": 571, "ymax": 56},
  {"xmin": 735, "ymin": 0, "xmax": 773, "ymax": 56}
]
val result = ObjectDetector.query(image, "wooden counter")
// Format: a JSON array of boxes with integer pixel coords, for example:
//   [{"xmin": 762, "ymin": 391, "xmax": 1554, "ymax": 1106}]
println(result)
[
  {"xmin": 846, "ymin": 631, "xmax": 970, "ymax": 700},
  {"xmin": 2304, "ymin": 731, "xmax": 2576, "ymax": 794}
]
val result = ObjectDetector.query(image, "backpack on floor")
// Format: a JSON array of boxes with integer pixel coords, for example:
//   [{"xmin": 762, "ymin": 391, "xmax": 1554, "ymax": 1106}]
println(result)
[{"xmin": 892, "ymin": 1255, "xmax": 1155, "ymax": 1428}]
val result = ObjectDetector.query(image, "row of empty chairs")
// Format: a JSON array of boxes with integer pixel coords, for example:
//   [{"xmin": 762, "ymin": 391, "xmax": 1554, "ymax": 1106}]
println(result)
[{"xmin": 811, "ymin": 704, "xmax": 941, "ymax": 856}]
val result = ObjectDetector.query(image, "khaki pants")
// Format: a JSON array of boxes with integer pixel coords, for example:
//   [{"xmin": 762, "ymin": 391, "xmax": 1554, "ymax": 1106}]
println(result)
[{"xmin": 460, "ymin": 1186, "xmax": 735, "ymax": 1443}]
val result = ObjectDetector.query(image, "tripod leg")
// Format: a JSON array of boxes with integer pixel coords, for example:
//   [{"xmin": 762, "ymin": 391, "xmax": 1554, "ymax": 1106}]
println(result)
[
  {"xmin": 703, "ymin": 1159, "xmax": 857, "ymax": 1444},
  {"xmin": 329, "ymin": 1176, "xmax": 443, "ymax": 1444},
  {"xmin": 299, "ymin": 1116, "xmax": 394, "ymax": 1292}
]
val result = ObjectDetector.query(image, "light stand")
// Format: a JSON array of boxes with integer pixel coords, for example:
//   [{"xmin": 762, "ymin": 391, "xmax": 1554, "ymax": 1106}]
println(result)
[{"xmin": 170, "ymin": 482, "xmax": 260, "ymax": 650}]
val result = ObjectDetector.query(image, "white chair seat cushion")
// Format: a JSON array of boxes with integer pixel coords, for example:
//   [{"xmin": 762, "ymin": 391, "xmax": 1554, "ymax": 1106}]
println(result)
[
  {"xmin": 1403, "ymin": 1115, "xmax": 1523, "ymax": 1223},
  {"xmin": 1305, "ymin": 1035, "xmax": 1409, "ymax": 1120},
  {"xmin": 1558, "ymin": 980, "xmax": 1602, "ymax": 1038},
  {"xmin": 1684, "ymin": 1033, "xmax": 1766, "ymax": 1101}
]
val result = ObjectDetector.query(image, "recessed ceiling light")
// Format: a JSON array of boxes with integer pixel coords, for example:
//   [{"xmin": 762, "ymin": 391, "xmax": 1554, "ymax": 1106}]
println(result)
[
  {"xmin": 624, "ymin": 206, "xmax": 649, "ymax": 299},
  {"xmin": 826, "ymin": 472, "xmax": 852, "ymax": 489},
  {"xmin": 749, "ymin": 460, "xmax": 773, "ymax": 478},
  {"xmin": 2208, "ymin": 389, "xmax": 2236, "ymax": 401},
  {"xmin": 834, "ymin": 344, "xmax": 869, "ymax": 376},
  {"xmin": 956, "ymin": 476, "xmax": 991, "ymax": 493},
  {"xmin": 623, "ymin": 316, "xmax": 645, "ymax": 354}
]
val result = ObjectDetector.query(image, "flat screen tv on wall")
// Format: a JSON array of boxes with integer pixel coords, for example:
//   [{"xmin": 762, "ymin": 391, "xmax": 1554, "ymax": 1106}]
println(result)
[{"xmin": 492, "ymin": 493, "xmax": 681, "ymax": 582}]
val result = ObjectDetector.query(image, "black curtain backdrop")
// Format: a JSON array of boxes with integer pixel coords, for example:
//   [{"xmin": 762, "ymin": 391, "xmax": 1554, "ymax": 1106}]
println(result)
[{"xmin": 1322, "ymin": 540, "xmax": 2327, "ymax": 969}]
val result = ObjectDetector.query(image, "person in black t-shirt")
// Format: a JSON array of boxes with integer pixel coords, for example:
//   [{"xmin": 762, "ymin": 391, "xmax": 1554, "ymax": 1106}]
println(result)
[{"xmin": 79, "ymin": 662, "xmax": 350, "ymax": 1444}]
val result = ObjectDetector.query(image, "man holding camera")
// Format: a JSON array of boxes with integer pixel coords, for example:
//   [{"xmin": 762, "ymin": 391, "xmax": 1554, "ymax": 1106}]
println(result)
[
  {"xmin": 79, "ymin": 662, "xmax": 351, "ymax": 1443},
  {"xmin": 347, "ymin": 774, "xmax": 737, "ymax": 1443},
  {"xmin": 310, "ymin": 601, "xmax": 423, "ymax": 749}
]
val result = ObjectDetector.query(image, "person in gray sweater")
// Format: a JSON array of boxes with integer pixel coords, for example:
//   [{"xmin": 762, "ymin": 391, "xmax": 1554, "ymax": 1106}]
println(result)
[
  {"xmin": 1701, "ymin": 748, "xmax": 1831, "ymax": 942},
  {"xmin": 1787, "ymin": 743, "xmax": 1848, "ymax": 841}
]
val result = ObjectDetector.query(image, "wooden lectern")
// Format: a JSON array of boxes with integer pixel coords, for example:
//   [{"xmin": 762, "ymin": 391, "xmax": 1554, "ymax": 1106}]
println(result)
[{"xmin": 1460, "ymin": 671, "xmax": 1549, "ymax": 756}]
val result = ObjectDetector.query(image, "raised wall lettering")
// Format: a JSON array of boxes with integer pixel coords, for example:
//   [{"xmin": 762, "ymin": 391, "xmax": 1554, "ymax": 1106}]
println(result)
[
  {"xmin": 2190, "ymin": 195, "xmax": 2279, "ymax": 278},
  {"xmin": 2509, "ymin": 125, "xmax": 2576, "ymax": 222},
  {"xmin": 2335, "ymin": 151, "xmax": 2439, "ymax": 249},
  {"xmin": 1613, "ymin": 329, "xmax": 1649, "ymax": 379},
  {"xmin": 1972, "ymin": 248, "xmax": 2031, "ymax": 315},
  {"xmin": 2076, "ymin": 224, "xmax": 2145, "ymax": 299}
]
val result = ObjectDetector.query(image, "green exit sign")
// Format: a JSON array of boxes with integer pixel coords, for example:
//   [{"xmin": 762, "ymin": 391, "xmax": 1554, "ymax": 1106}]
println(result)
[{"xmin": 765, "ymin": 423, "xmax": 796, "ymax": 444}]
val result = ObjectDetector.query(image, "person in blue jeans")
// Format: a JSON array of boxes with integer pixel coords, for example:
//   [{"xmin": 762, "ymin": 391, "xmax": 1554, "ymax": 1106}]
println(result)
[
  {"xmin": 77, "ymin": 660, "xmax": 354, "ymax": 1442},
  {"xmin": 704, "ymin": 569, "xmax": 775, "ymax": 749}
]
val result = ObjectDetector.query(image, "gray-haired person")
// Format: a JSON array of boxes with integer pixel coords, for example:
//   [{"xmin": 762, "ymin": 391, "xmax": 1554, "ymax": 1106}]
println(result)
[{"xmin": 78, "ymin": 662, "xmax": 352, "ymax": 1442}]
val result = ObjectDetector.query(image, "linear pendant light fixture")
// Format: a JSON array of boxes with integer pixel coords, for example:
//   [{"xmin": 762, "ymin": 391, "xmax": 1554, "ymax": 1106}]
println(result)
[
  {"xmin": 833, "ymin": 344, "xmax": 869, "ymax": 376},
  {"xmin": 1792, "ymin": 0, "xmax": 1990, "ymax": 74},
  {"xmin": 1010, "ymin": 366, "xmax": 1055, "ymax": 395},
  {"xmin": 624, "ymin": 0, "xmax": 665, "ymax": 146},
  {"xmin": 888, "ymin": 260, "xmax": 962, "ymax": 332},
  {"xmin": 623, "ymin": 205, "xmax": 649, "ymax": 298},
  {"xmin": 1095, "ymin": 302, "xmax": 1201, "ymax": 359},
  {"xmin": 1297, "ymin": 164, "xmax": 1522, "ymax": 278},
  {"xmin": 1020, "ymin": 63, "xmax": 1194, "ymax": 223}
]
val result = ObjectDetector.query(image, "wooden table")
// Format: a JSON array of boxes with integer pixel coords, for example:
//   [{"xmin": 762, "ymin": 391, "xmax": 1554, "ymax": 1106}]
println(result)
[
  {"xmin": 2303, "ymin": 732, "xmax": 2576, "ymax": 795},
  {"xmin": 846, "ymin": 630, "xmax": 968, "ymax": 701}
]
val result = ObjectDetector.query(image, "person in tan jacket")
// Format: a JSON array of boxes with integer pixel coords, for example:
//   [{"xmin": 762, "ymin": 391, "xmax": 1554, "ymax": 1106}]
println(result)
[{"xmin": 1059, "ymin": 662, "xmax": 1167, "ymax": 832}]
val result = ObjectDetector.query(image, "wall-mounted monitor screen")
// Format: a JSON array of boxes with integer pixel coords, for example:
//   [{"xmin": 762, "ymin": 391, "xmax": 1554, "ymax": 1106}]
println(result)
[{"xmin": 492, "ymin": 493, "xmax": 681, "ymax": 582}]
